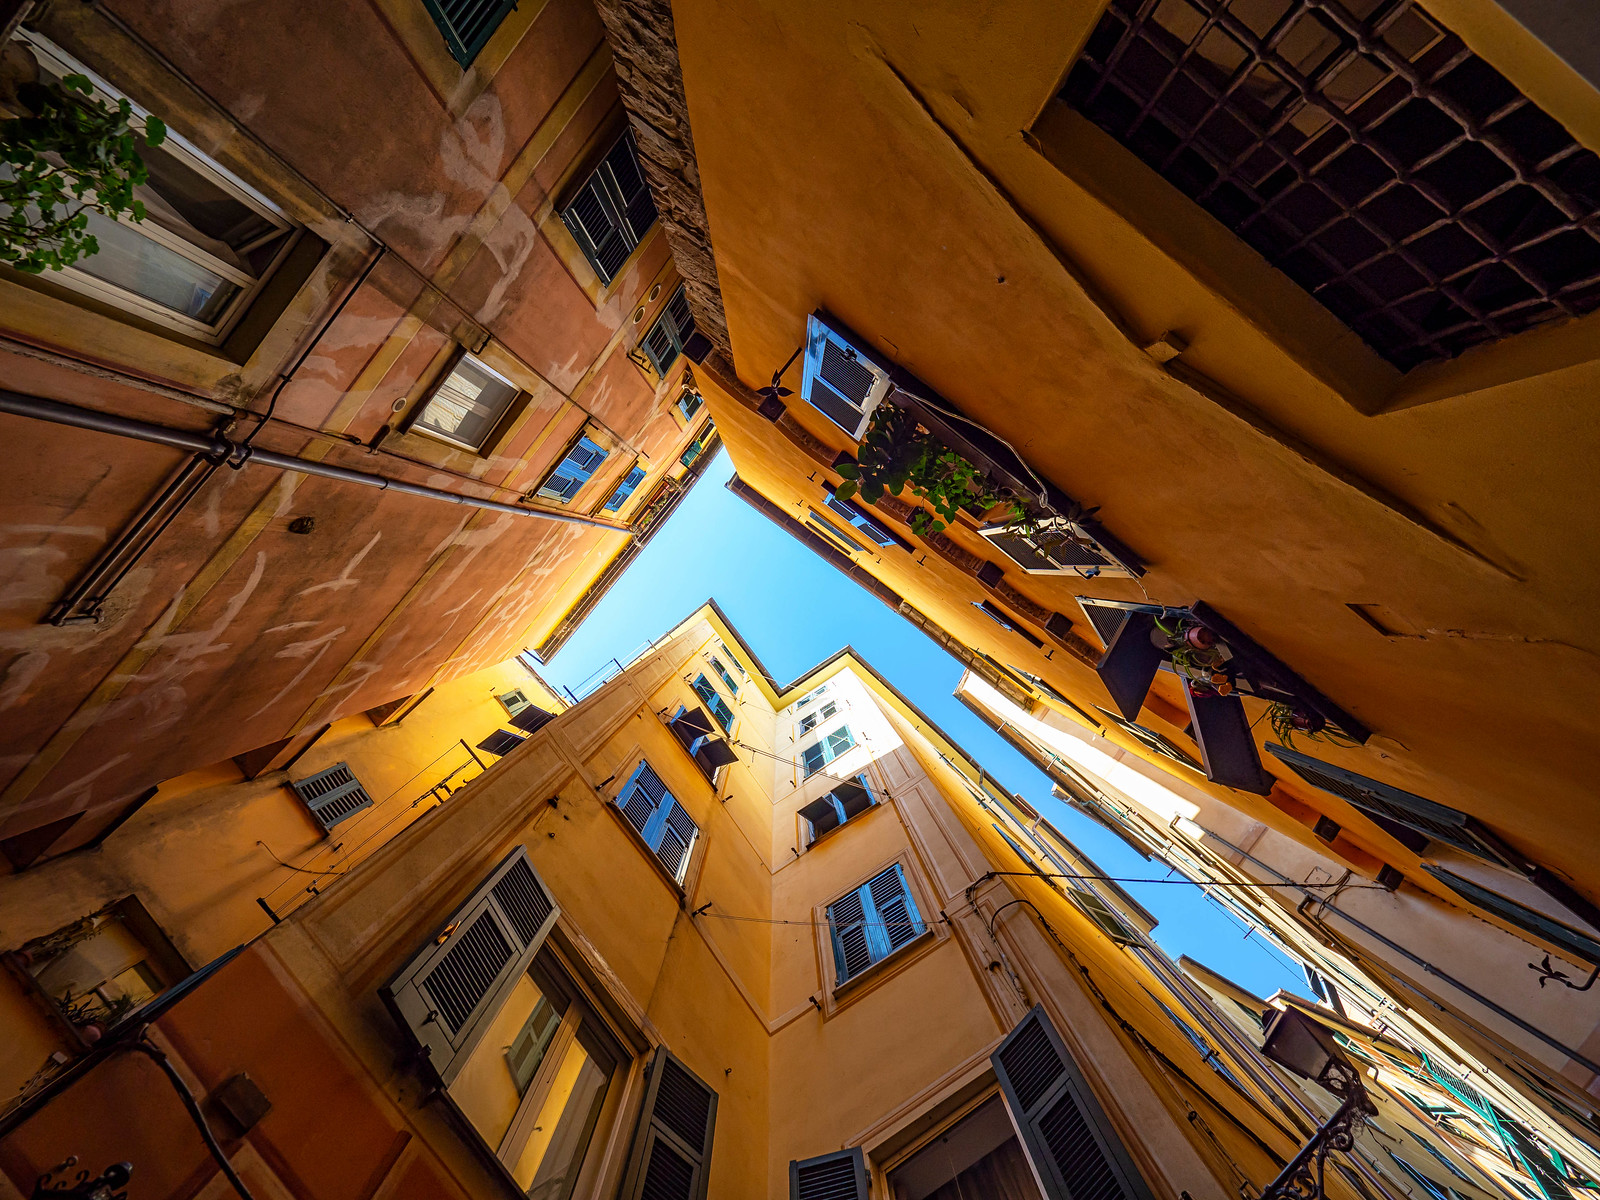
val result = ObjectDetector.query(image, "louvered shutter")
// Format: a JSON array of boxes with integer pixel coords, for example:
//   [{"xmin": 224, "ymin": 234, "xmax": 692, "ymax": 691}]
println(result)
[
  {"xmin": 618, "ymin": 761, "xmax": 668, "ymax": 837},
  {"xmin": 655, "ymin": 800, "xmax": 700, "ymax": 884},
  {"xmin": 510, "ymin": 705, "xmax": 555, "ymax": 734},
  {"xmin": 1076, "ymin": 598, "xmax": 1132, "ymax": 651},
  {"xmin": 619, "ymin": 1048, "xmax": 718, "ymax": 1200},
  {"xmin": 826, "ymin": 727, "xmax": 855, "ymax": 758},
  {"xmin": 1265, "ymin": 744, "xmax": 1518, "ymax": 867},
  {"xmin": 801, "ymin": 743, "xmax": 827, "ymax": 777},
  {"xmin": 801, "ymin": 313, "xmax": 892, "ymax": 439},
  {"xmin": 1422, "ymin": 867, "xmax": 1600, "ymax": 966},
  {"xmin": 290, "ymin": 762, "xmax": 373, "ymax": 831},
  {"xmin": 869, "ymin": 863, "xmax": 923, "ymax": 954},
  {"xmin": 790, "ymin": 1147, "xmax": 868, "ymax": 1200},
  {"xmin": 420, "ymin": 0, "xmax": 518, "ymax": 65},
  {"xmin": 828, "ymin": 888, "xmax": 874, "ymax": 983},
  {"xmin": 560, "ymin": 132, "xmax": 657, "ymax": 286},
  {"xmin": 476, "ymin": 729, "xmax": 526, "ymax": 756},
  {"xmin": 993, "ymin": 1007, "xmax": 1156, "ymax": 1200},
  {"xmin": 381, "ymin": 847, "xmax": 560, "ymax": 1085}
]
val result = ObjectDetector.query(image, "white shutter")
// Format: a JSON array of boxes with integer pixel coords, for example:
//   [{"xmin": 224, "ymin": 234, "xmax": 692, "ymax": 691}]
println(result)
[
  {"xmin": 801, "ymin": 313, "xmax": 892, "ymax": 439},
  {"xmin": 381, "ymin": 846, "xmax": 559, "ymax": 1085},
  {"xmin": 290, "ymin": 762, "xmax": 373, "ymax": 830}
]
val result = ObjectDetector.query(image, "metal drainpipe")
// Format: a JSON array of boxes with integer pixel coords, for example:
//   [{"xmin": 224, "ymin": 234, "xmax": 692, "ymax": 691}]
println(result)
[
  {"xmin": 0, "ymin": 390, "xmax": 633, "ymax": 533},
  {"xmin": 1200, "ymin": 828, "xmax": 1600, "ymax": 1078}
]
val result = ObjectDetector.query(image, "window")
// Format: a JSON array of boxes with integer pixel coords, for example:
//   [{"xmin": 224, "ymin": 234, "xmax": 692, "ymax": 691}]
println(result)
[
  {"xmin": 680, "ymin": 423, "xmax": 716, "ymax": 469},
  {"xmin": 536, "ymin": 435, "xmax": 608, "ymax": 503},
  {"xmin": 827, "ymin": 863, "xmax": 926, "ymax": 985},
  {"xmin": 677, "ymin": 389, "xmax": 704, "ymax": 421},
  {"xmin": 797, "ymin": 684, "xmax": 829, "ymax": 708},
  {"xmin": 1096, "ymin": 707, "xmax": 1203, "ymax": 771},
  {"xmin": 1266, "ymin": 743, "xmax": 1518, "ymax": 866},
  {"xmin": 690, "ymin": 674, "xmax": 735, "ymax": 733},
  {"xmin": 410, "ymin": 354, "xmax": 521, "ymax": 451},
  {"xmin": 794, "ymin": 1147, "xmax": 869, "ymax": 1200},
  {"xmin": 798, "ymin": 775, "xmax": 875, "ymax": 844},
  {"xmin": 801, "ymin": 312, "xmax": 893, "ymax": 440},
  {"xmin": 11, "ymin": 896, "xmax": 189, "ymax": 1036},
  {"xmin": 497, "ymin": 689, "xmax": 532, "ymax": 715},
  {"xmin": 822, "ymin": 492, "xmax": 897, "ymax": 549},
  {"xmin": 615, "ymin": 761, "xmax": 700, "ymax": 884},
  {"xmin": 708, "ymin": 656, "xmax": 739, "ymax": 694},
  {"xmin": 1013, "ymin": 666, "xmax": 1069, "ymax": 704},
  {"xmin": 382, "ymin": 850, "xmax": 623, "ymax": 1199},
  {"xmin": 1422, "ymin": 866, "xmax": 1600, "ymax": 967},
  {"xmin": 640, "ymin": 285, "xmax": 697, "ymax": 374},
  {"xmin": 559, "ymin": 131, "xmax": 657, "ymax": 285},
  {"xmin": 1059, "ymin": 0, "xmax": 1600, "ymax": 371},
  {"xmin": 13, "ymin": 33, "xmax": 303, "ymax": 345},
  {"xmin": 603, "ymin": 464, "xmax": 646, "ymax": 513},
  {"xmin": 1072, "ymin": 890, "xmax": 1139, "ymax": 946},
  {"xmin": 800, "ymin": 725, "xmax": 855, "ymax": 778},
  {"xmin": 419, "ymin": 0, "xmax": 518, "ymax": 65},
  {"xmin": 798, "ymin": 712, "xmax": 819, "ymax": 735},
  {"xmin": 289, "ymin": 762, "xmax": 374, "ymax": 830},
  {"xmin": 805, "ymin": 510, "xmax": 863, "ymax": 555},
  {"xmin": 980, "ymin": 517, "xmax": 1132, "ymax": 578},
  {"xmin": 973, "ymin": 600, "xmax": 1043, "ymax": 647},
  {"xmin": 1406, "ymin": 1131, "xmax": 1474, "ymax": 1184},
  {"xmin": 1149, "ymin": 993, "xmax": 1245, "ymax": 1091},
  {"xmin": 670, "ymin": 706, "xmax": 738, "ymax": 778},
  {"xmin": 715, "ymin": 641, "xmax": 746, "ymax": 677},
  {"xmin": 799, "ymin": 700, "xmax": 838, "ymax": 734}
]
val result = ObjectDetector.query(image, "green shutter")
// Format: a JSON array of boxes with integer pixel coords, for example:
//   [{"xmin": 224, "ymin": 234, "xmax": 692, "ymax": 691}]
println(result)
[
  {"xmin": 992, "ymin": 1006, "xmax": 1155, "ymax": 1200},
  {"xmin": 618, "ymin": 1048, "xmax": 718, "ymax": 1200},
  {"xmin": 791, "ymin": 1147, "xmax": 868, "ymax": 1199}
]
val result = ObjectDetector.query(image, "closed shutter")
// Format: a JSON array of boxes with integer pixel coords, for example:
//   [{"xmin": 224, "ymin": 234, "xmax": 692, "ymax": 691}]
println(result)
[
  {"xmin": 619, "ymin": 1047, "xmax": 718, "ymax": 1200},
  {"xmin": 381, "ymin": 846, "xmax": 559, "ymax": 1085},
  {"xmin": 290, "ymin": 762, "xmax": 373, "ymax": 830},
  {"xmin": 801, "ymin": 313, "xmax": 892, "ymax": 439},
  {"xmin": 619, "ymin": 761, "xmax": 668, "ymax": 837},
  {"xmin": 801, "ymin": 743, "xmax": 827, "ymax": 777},
  {"xmin": 560, "ymin": 132, "xmax": 658, "ymax": 285},
  {"xmin": 826, "ymin": 726, "xmax": 855, "ymax": 758},
  {"xmin": 420, "ymin": 0, "xmax": 518, "ymax": 65},
  {"xmin": 828, "ymin": 863, "xmax": 925, "ymax": 984},
  {"xmin": 655, "ymin": 800, "xmax": 700, "ymax": 884},
  {"xmin": 1266, "ymin": 744, "xmax": 1518, "ymax": 867},
  {"xmin": 790, "ymin": 1147, "xmax": 868, "ymax": 1200},
  {"xmin": 992, "ymin": 1006, "xmax": 1155, "ymax": 1200}
]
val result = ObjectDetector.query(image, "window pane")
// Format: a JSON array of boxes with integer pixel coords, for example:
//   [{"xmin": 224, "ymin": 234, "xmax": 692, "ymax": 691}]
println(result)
[
  {"xmin": 418, "ymin": 358, "xmax": 520, "ymax": 449},
  {"xmin": 448, "ymin": 972, "xmax": 559, "ymax": 1148},
  {"xmin": 135, "ymin": 141, "xmax": 285, "ymax": 270},
  {"xmin": 73, "ymin": 208, "xmax": 239, "ymax": 322},
  {"xmin": 512, "ymin": 1038, "xmax": 609, "ymax": 1193}
]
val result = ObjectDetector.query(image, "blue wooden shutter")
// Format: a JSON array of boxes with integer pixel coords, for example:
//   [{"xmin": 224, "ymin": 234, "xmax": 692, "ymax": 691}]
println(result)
[
  {"xmin": 538, "ymin": 435, "xmax": 608, "ymax": 502},
  {"xmin": 828, "ymin": 887, "xmax": 874, "ymax": 983},
  {"xmin": 790, "ymin": 1147, "xmax": 868, "ymax": 1200},
  {"xmin": 1266, "ymin": 744, "xmax": 1518, "ymax": 867},
  {"xmin": 830, "ymin": 864, "xmax": 923, "ymax": 984},
  {"xmin": 619, "ymin": 1048, "xmax": 717, "ymax": 1200},
  {"xmin": 801, "ymin": 743, "xmax": 827, "ymax": 777},
  {"xmin": 868, "ymin": 863, "xmax": 923, "ymax": 955},
  {"xmin": 381, "ymin": 847, "xmax": 559, "ymax": 1085},
  {"xmin": 420, "ymin": 0, "xmax": 518, "ymax": 65},
  {"xmin": 992, "ymin": 1006, "xmax": 1155, "ymax": 1200},
  {"xmin": 604, "ymin": 465, "xmax": 646, "ymax": 512},
  {"xmin": 290, "ymin": 762, "xmax": 373, "ymax": 831},
  {"xmin": 618, "ymin": 760, "xmax": 667, "ymax": 837},
  {"xmin": 654, "ymin": 799, "xmax": 700, "ymax": 884},
  {"xmin": 825, "ymin": 726, "xmax": 855, "ymax": 759}
]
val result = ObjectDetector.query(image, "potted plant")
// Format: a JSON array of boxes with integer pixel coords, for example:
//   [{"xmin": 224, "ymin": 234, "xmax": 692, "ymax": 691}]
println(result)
[
  {"xmin": 1, "ymin": 48, "xmax": 167, "ymax": 274},
  {"xmin": 1268, "ymin": 702, "xmax": 1356, "ymax": 748},
  {"xmin": 1153, "ymin": 615, "xmax": 1234, "ymax": 696}
]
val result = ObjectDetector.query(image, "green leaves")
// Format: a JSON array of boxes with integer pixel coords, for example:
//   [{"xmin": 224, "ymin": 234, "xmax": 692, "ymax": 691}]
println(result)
[{"xmin": 1, "ymin": 74, "xmax": 166, "ymax": 274}]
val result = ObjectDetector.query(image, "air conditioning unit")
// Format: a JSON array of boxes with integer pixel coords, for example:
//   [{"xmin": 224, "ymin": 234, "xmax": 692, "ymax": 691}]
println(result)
[
  {"xmin": 979, "ymin": 517, "xmax": 1135, "ymax": 579},
  {"xmin": 801, "ymin": 312, "xmax": 893, "ymax": 440}
]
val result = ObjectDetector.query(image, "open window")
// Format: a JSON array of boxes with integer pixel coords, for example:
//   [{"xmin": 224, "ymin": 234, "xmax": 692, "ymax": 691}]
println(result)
[
  {"xmin": 560, "ymin": 130, "xmax": 657, "ymax": 286},
  {"xmin": 801, "ymin": 311, "xmax": 893, "ymax": 439},
  {"xmin": 800, "ymin": 725, "xmax": 856, "ymax": 778},
  {"xmin": 10, "ymin": 33, "xmax": 308, "ymax": 347},
  {"xmin": 798, "ymin": 775, "xmax": 876, "ymax": 844},
  {"xmin": 604, "ymin": 464, "xmax": 647, "ymax": 513},
  {"xmin": 407, "ymin": 352, "xmax": 522, "ymax": 452},
  {"xmin": 669, "ymin": 705, "xmax": 738, "ymax": 780},
  {"xmin": 980, "ymin": 517, "xmax": 1137, "ymax": 579},
  {"xmin": 883, "ymin": 1094, "xmax": 1044, "ymax": 1200},
  {"xmin": 690, "ymin": 674, "xmax": 735, "ymax": 732},
  {"xmin": 822, "ymin": 491, "xmax": 901, "ymax": 549},
  {"xmin": 680, "ymin": 423, "xmax": 717, "ymax": 469},
  {"xmin": 536, "ymin": 434, "xmax": 609, "ymax": 503}
]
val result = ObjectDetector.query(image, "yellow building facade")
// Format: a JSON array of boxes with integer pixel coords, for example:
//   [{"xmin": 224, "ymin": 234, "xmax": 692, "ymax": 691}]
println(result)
[{"xmin": 0, "ymin": 603, "xmax": 1545, "ymax": 1200}]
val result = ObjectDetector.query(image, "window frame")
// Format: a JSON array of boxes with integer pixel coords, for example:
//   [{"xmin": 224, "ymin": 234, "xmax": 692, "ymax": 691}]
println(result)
[
  {"xmin": 496, "ymin": 689, "xmax": 531, "ymax": 716},
  {"xmin": 822, "ymin": 492, "xmax": 898, "ymax": 549},
  {"xmin": 708, "ymin": 655, "xmax": 739, "ymax": 696},
  {"xmin": 800, "ymin": 724, "xmax": 855, "ymax": 778},
  {"xmin": 419, "ymin": 0, "xmax": 520, "ymax": 66},
  {"xmin": 690, "ymin": 674, "xmax": 735, "ymax": 734},
  {"xmin": 824, "ymin": 860, "xmax": 929, "ymax": 990},
  {"xmin": 406, "ymin": 350, "xmax": 526, "ymax": 454},
  {"xmin": 800, "ymin": 773, "xmax": 878, "ymax": 847},
  {"xmin": 536, "ymin": 432, "xmax": 610, "ymax": 504},
  {"xmin": 12, "ymin": 32, "xmax": 303, "ymax": 346}
]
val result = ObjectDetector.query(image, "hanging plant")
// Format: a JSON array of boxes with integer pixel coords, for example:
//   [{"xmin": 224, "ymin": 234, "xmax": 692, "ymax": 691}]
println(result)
[
  {"xmin": 1268, "ymin": 701, "xmax": 1356, "ymax": 748},
  {"xmin": 1, "ymin": 69, "xmax": 167, "ymax": 274},
  {"xmin": 834, "ymin": 400, "xmax": 1094, "ymax": 538},
  {"xmin": 1154, "ymin": 614, "xmax": 1234, "ymax": 696}
]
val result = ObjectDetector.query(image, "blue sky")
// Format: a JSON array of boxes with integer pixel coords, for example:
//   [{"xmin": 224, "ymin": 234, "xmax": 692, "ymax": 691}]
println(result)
[{"xmin": 542, "ymin": 449, "xmax": 1305, "ymax": 999}]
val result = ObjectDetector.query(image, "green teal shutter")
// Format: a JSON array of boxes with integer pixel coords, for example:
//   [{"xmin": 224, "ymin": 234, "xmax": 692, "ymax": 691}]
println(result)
[
  {"xmin": 791, "ymin": 1147, "xmax": 868, "ymax": 1199},
  {"xmin": 1423, "ymin": 867, "xmax": 1600, "ymax": 966},
  {"xmin": 992, "ymin": 1006, "xmax": 1155, "ymax": 1200},
  {"xmin": 419, "ymin": 0, "xmax": 519, "ymax": 65},
  {"xmin": 619, "ymin": 1048, "xmax": 717, "ymax": 1200}
]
